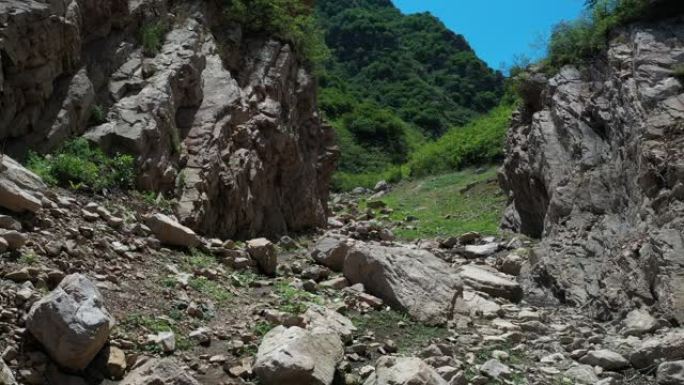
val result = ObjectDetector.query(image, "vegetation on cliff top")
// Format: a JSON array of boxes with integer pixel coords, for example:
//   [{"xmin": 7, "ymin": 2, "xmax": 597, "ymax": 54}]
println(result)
[
  {"xmin": 545, "ymin": 0, "xmax": 650, "ymax": 72},
  {"xmin": 223, "ymin": 0, "xmax": 329, "ymax": 67}
]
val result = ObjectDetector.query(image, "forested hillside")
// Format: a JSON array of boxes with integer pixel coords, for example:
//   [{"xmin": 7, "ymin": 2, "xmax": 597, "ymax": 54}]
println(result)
[{"xmin": 315, "ymin": 0, "xmax": 505, "ymax": 184}]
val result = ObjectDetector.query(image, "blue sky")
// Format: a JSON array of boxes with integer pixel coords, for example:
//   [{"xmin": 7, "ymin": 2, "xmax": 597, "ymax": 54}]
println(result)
[{"xmin": 392, "ymin": 0, "xmax": 585, "ymax": 72}]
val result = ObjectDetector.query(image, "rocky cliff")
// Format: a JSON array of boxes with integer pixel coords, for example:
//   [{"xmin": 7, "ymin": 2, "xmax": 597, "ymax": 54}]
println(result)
[
  {"xmin": 500, "ymin": 9, "xmax": 684, "ymax": 322},
  {"xmin": 0, "ymin": 0, "xmax": 337, "ymax": 239}
]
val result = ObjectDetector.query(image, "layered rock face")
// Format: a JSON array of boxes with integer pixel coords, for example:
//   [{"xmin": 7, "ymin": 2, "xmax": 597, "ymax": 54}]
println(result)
[
  {"xmin": 0, "ymin": 0, "xmax": 336, "ymax": 239},
  {"xmin": 500, "ymin": 14, "xmax": 684, "ymax": 321}
]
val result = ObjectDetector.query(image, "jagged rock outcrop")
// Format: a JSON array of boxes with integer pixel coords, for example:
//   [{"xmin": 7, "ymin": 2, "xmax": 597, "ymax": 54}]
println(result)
[
  {"xmin": 0, "ymin": 0, "xmax": 337, "ymax": 239},
  {"xmin": 500, "ymin": 12, "xmax": 684, "ymax": 320}
]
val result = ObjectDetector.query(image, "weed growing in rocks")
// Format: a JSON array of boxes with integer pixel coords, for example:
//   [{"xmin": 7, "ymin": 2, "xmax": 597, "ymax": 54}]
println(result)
[
  {"xmin": 119, "ymin": 313, "xmax": 191, "ymax": 352},
  {"xmin": 18, "ymin": 251, "xmax": 38, "ymax": 265},
  {"xmin": 253, "ymin": 321, "xmax": 274, "ymax": 337},
  {"xmin": 230, "ymin": 270, "xmax": 260, "ymax": 288},
  {"xmin": 140, "ymin": 21, "xmax": 168, "ymax": 56},
  {"xmin": 188, "ymin": 277, "xmax": 233, "ymax": 303},
  {"xmin": 274, "ymin": 281, "xmax": 323, "ymax": 314},
  {"xmin": 351, "ymin": 309, "xmax": 449, "ymax": 353},
  {"xmin": 89, "ymin": 104, "xmax": 107, "ymax": 125}
]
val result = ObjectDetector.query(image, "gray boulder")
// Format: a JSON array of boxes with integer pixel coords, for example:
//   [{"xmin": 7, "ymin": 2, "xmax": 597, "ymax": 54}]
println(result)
[
  {"xmin": 562, "ymin": 365, "xmax": 599, "ymax": 384},
  {"xmin": 311, "ymin": 236, "xmax": 350, "ymax": 272},
  {"xmin": 363, "ymin": 356, "xmax": 447, "ymax": 385},
  {"xmin": 145, "ymin": 214, "xmax": 200, "ymax": 248},
  {"xmin": 458, "ymin": 265, "xmax": 522, "ymax": 302},
  {"xmin": 657, "ymin": 360, "xmax": 684, "ymax": 385},
  {"xmin": 254, "ymin": 326, "xmax": 344, "ymax": 385},
  {"xmin": 343, "ymin": 243, "xmax": 462, "ymax": 325},
  {"xmin": 630, "ymin": 329, "xmax": 684, "ymax": 369},
  {"xmin": 119, "ymin": 358, "xmax": 200, "ymax": 385},
  {"xmin": 0, "ymin": 156, "xmax": 44, "ymax": 213},
  {"xmin": 0, "ymin": 359, "xmax": 16, "ymax": 385},
  {"xmin": 247, "ymin": 238, "xmax": 278, "ymax": 277},
  {"xmin": 303, "ymin": 305, "xmax": 356, "ymax": 343},
  {"xmin": 622, "ymin": 308, "xmax": 660, "ymax": 337},
  {"xmin": 579, "ymin": 350, "xmax": 629, "ymax": 370},
  {"xmin": 26, "ymin": 274, "xmax": 114, "ymax": 370}
]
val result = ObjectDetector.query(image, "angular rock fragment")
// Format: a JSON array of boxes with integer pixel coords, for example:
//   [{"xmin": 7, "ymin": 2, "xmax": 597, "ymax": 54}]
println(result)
[
  {"xmin": 311, "ymin": 236, "xmax": 350, "ymax": 272},
  {"xmin": 119, "ymin": 358, "xmax": 200, "ymax": 385},
  {"xmin": 145, "ymin": 214, "xmax": 200, "ymax": 248},
  {"xmin": 458, "ymin": 265, "xmax": 522, "ymax": 302},
  {"xmin": 27, "ymin": 274, "xmax": 115, "ymax": 370},
  {"xmin": 247, "ymin": 238, "xmax": 278, "ymax": 277},
  {"xmin": 363, "ymin": 356, "xmax": 447, "ymax": 385},
  {"xmin": 254, "ymin": 326, "xmax": 344, "ymax": 385}
]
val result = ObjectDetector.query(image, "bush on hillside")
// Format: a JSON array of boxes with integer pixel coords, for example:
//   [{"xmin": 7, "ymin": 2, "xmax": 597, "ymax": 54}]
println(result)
[
  {"xmin": 546, "ymin": 0, "xmax": 649, "ymax": 71},
  {"xmin": 27, "ymin": 138, "xmax": 135, "ymax": 191},
  {"xmin": 407, "ymin": 104, "xmax": 514, "ymax": 177},
  {"xmin": 342, "ymin": 102, "xmax": 410, "ymax": 165},
  {"xmin": 223, "ymin": 0, "xmax": 329, "ymax": 67}
]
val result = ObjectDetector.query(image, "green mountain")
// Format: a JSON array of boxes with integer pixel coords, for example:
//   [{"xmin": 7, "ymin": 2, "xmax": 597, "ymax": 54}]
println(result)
[{"xmin": 316, "ymin": 0, "xmax": 505, "ymax": 178}]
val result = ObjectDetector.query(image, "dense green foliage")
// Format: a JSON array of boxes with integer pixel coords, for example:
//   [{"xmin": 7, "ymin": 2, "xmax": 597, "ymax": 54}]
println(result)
[
  {"xmin": 223, "ymin": 0, "xmax": 329, "ymax": 66},
  {"xmin": 546, "ymin": 0, "xmax": 649, "ymax": 71},
  {"xmin": 317, "ymin": 0, "xmax": 504, "ymax": 177},
  {"xmin": 27, "ymin": 138, "xmax": 135, "ymax": 191},
  {"xmin": 407, "ymin": 104, "xmax": 514, "ymax": 177}
]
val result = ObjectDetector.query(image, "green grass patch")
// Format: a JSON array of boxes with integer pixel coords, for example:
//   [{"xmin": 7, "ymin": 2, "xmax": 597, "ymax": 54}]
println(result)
[
  {"xmin": 27, "ymin": 138, "xmax": 135, "ymax": 191},
  {"xmin": 120, "ymin": 313, "xmax": 191, "ymax": 352},
  {"xmin": 274, "ymin": 281, "xmax": 323, "ymax": 315},
  {"xmin": 188, "ymin": 277, "xmax": 233, "ymax": 303},
  {"xmin": 332, "ymin": 166, "xmax": 404, "ymax": 192},
  {"xmin": 253, "ymin": 321, "xmax": 275, "ymax": 337},
  {"xmin": 375, "ymin": 167, "xmax": 506, "ymax": 240},
  {"xmin": 351, "ymin": 309, "xmax": 448, "ymax": 353},
  {"xmin": 180, "ymin": 249, "xmax": 217, "ymax": 271},
  {"xmin": 230, "ymin": 270, "xmax": 260, "ymax": 288}
]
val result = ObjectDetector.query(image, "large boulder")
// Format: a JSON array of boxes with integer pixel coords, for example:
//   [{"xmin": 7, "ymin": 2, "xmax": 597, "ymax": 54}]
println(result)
[
  {"xmin": 0, "ymin": 156, "xmax": 45, "ymax": 213},
  {"xmin": 363, "ymin": 356, "xmax": 447, "ymax": 385},
  {"xmin": 458, "ymin": 265, "xmax": 523, "ymax": 302},
  {"xmin": 311, "ymin": 236, "xmax": 350, "ymax": 272},
  {"xmin": 0, "ymin": 359, "xmax": 16, "ymax": 385},
  {"xmin": 303, "ymin": 305, "xmax": 356, "ymax": 343},
  {"xmin": 657, "ymin": 360, "xmax": 684, "ymax": 385},
  {"xmin": 254, "ymin": 326, "xmax": 344, "ymax": 385},
  {"xmin": 247, "ymin": 238, "xmax": 278, "ymax": 277},
  {"xmin": 145, "ymin": 214, "xmax": 201, "ymax": 248},
  {"xmin": 630, "ymin": 329, "xmax": 684, "ymax": 369},
  {"xmin": 343, "ymin": 243, "xmax": 462, "ymax": 325},
  {"xmin": 119, "ymin": 358, "xmax": 200, "ymax": 385},
  {"xmin": 26, "ymin": 274, "xmax": 115, "ymax": 370}
]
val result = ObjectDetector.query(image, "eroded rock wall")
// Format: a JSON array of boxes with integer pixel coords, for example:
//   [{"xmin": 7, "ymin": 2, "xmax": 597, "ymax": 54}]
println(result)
[
  {"xmin": 0, "ymin": 0, "xmax": 337, "ymax": 239},
  {"xmin": 500, "ymin": 14, "xmax": 684, "ymax": 321}
]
